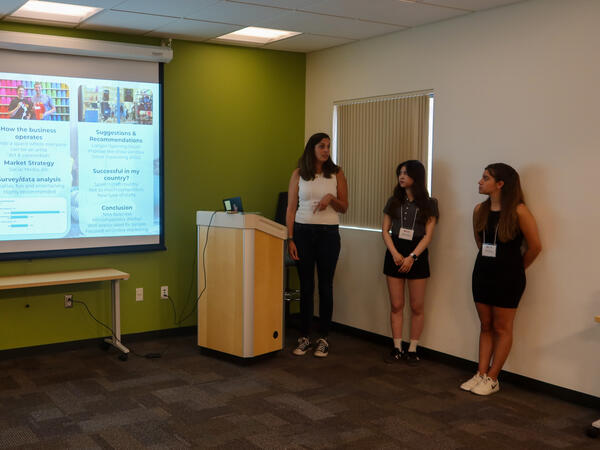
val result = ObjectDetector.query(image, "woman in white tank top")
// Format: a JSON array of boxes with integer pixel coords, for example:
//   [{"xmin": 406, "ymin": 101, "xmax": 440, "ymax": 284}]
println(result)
[{"xmin": 286, "ymin": 132, "xmax": 348, "ymax": 358}]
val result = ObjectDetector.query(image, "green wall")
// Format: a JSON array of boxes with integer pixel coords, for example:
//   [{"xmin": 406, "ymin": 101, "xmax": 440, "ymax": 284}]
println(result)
[{"xmin": 0, "ymin": 25, "xmax": 305, "ymax": 351}]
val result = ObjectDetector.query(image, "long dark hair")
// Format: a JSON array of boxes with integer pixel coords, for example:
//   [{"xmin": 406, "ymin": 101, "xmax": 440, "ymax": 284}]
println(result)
[
  {"xmin": 474, "ymin": 163, "xmax": 524, "ymax": 242},
  {"xmin": 298, "ymin": 132, "xmax": 339, "ymax": 180},
  {"xmin": 392, "ymin": 160, "xmax": 437, "ymax": 223}
]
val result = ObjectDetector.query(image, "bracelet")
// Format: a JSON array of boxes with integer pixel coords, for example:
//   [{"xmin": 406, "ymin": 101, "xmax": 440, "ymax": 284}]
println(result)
[{"xmin": 409, "ymin": 253, "xmax": 418, "ymax": 261}]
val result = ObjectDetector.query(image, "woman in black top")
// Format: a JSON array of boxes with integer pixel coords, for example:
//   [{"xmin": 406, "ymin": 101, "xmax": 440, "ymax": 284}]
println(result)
[
  {"xmin": 382, "ymin": 160, "xmax": 438, "ymax": 364},
  {"xmin": 461, "ymin": 163, "xmax": 541, "ymax": 396}
]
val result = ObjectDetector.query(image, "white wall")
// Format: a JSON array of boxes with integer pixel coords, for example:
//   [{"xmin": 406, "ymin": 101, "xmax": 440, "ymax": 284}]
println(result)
[{"xmin": 306, "ymin": 0, "xmax": 600, "ymax": 397}]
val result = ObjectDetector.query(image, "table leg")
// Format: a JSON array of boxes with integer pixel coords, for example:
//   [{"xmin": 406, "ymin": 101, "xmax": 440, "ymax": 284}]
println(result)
[{"xmin": 104, "ymin": 279, "xmax": 130, "ymax": 355}]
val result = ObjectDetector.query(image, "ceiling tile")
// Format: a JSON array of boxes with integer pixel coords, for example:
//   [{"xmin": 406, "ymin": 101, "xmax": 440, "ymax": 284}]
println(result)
[
  {"xmin": 417, "ymin": 0, "xmax": 523, "ymax": 11},
  {"xmin": 112, "ymin": 0, "xmax": 219, "ymax": 17},
  {"xmin": 303, "ymin": 0, "xmax": 465, "ymax": 27},
  {"xmin": 0, "ymin": 0, "xmax": 527, "ymax": 53},
  {"xmin": 263, "ymin": 32, "xmax": 353, "ymax": 52},
  {"xmin": 58, "ymin": 0, "xmax": 128, "ymax": 7},
  {"xmin": 185, "ymin": 1, "xmax": 287, "ymax": 26},
  {"xmin": 146, "ymin": 18, "xmax": 241, "ymax": 41},
  {"xmin": 257, "ymin": 10, "xmax": 403, "ymax": 40},
  {"xmin": 78, "ymin": 9, "xmax": 174, "ymax": 33},
  {"xmin": 229, "ymin": 0, "xmax": 325, "ymax": 9},
  {"xmin": 30, "ymin": 0, "xmax": 123, "ymax": 9},
  {"xmin": 205, "ymin": 37, "xmax": 263, "ymax": 48}
]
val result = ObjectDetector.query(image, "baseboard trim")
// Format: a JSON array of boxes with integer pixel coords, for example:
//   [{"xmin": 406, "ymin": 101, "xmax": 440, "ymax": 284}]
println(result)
[
  {"xmin": 331, "ymin": 321, "xmax": 600, "ymax": 410},
  {"xmin": 0, "ymin": 326, "xmax": 196, "ymax": 360}
]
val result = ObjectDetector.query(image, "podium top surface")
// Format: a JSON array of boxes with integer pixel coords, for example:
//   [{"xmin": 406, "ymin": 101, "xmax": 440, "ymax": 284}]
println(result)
[{"xmin": 196, "ymin": 211, "xmax": 286, "ymax": 240}]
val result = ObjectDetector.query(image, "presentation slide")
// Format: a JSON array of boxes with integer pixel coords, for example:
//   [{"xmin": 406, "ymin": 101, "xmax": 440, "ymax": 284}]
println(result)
[{"xmin": 0, "ymin": 72, "xmax": 161, "ymax": 256}]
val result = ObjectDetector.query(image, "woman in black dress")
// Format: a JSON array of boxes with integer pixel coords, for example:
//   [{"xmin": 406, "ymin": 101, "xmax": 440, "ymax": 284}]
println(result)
[
  {"xmin": 461, "ymin": 163, "xmax": 541, "ymax": 395},
  {"xmin": 382, "ymin": 160, "xmax": 438, "ymax": 364}
]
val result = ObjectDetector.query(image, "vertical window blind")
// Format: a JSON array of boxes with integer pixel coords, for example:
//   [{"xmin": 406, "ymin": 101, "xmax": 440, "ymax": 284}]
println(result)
[{"xmin": 334, "ymin": 92, "xmax": 431, "ymax": 230}]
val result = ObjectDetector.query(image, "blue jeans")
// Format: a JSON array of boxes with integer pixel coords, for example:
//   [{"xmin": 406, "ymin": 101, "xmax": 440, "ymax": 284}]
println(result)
[{"xmin": 293, "ymin": 222, "xmax": 341, "ymax": 337}]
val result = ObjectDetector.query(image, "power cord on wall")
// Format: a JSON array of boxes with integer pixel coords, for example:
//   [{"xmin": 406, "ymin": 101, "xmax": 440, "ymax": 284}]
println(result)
[
  {"xmin": 165, "ymin": 294, "xmax": 177, "ymax": 325},
  {"xmin": 176, "ymin": 211, "xmax": 216, "ymax": 325},
  {"xmin": 172, "ymin": 250, "xmax": 199, "ymax": 326},
  {"xmin": 176, "ymin": 246, "xmax": 199, "ymax": 324}
]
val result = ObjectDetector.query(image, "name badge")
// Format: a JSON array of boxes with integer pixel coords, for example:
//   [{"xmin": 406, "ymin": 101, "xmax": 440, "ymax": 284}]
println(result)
[
  {"xmin": 482, "ymin": 243, "xmax": 497, "ymax": 258},
  {"xmin": 398, "ymin": 228, "xmax": 414, "ymax": 240}
]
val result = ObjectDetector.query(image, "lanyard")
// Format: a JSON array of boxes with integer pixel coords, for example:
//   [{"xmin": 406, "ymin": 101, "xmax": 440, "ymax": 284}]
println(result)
[
  {"xmin": 400, "ymin": 204, "xmax": 419, "ymax": 231},
  {"xmin": 483, "ymin": 224, "xmax": 498, "ymax": 245}
]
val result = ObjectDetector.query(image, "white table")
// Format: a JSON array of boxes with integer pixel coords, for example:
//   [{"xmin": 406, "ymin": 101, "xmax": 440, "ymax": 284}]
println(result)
[{"xmin": 0, "ymin": 268, "xmax": 130, "ymax": 357}]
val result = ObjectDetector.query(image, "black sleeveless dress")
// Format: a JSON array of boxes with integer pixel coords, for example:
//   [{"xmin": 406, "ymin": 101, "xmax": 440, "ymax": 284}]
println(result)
[{"xmin": 472, "ymin": 211, "xmax": 525, "ymax": 308}]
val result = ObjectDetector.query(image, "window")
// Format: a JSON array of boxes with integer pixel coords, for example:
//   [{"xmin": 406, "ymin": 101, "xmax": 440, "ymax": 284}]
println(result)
[{"xmin": 333, "ymin": 91, "xmax": 433, "ymax": 230}]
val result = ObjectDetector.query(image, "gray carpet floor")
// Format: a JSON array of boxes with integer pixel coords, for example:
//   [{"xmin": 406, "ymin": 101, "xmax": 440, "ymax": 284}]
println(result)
[{"xmin": 0, "ymin": 330, "xmax": 598, "ymax": 449}]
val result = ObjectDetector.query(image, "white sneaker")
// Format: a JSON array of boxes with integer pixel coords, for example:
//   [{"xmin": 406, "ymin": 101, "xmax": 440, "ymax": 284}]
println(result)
[
  {"xmin": 471, "ymin": 375, "xmax": 500, "ymax": 396},
  {"xmin": 460, "ymin": 372, "xmax": 484, "ymax": 391},
  {"xmin": 313, "ymin": 338, "xmax": 329, "ymax": 358},
  {"xmin": 293, "ymin": 337, "xmax": 311, "ymax": 356}
]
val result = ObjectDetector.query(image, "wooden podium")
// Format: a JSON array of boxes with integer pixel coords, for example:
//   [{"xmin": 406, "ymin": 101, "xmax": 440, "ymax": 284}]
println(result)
[{"xmin": 196, "ymin": 211, "xmax": 287, "ymax": 358}]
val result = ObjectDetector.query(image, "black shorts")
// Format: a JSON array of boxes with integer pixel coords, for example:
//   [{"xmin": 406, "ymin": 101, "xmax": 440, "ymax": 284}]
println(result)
[{"xmin": 383, "ymin": 235, "xmax": 430, "ymax": 279}]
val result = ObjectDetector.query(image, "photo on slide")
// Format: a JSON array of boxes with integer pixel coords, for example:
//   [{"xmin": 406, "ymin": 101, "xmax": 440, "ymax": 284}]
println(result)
[
  {"xmin": 0, "ymin": 79, "xmax": 70, "ymax": 121},
  {"xmin": 78, "ymin": 86, "xmax": 153, "ymax": 125}
]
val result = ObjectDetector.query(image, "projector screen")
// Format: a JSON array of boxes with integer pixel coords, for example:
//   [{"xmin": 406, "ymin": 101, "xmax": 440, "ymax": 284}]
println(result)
[{"xmin": 0, "ymin": 50, "xmax": 164, "ymax": 260}]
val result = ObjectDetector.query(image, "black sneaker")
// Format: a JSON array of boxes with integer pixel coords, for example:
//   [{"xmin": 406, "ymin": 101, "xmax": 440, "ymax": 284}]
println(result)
[
  {"xmin": 405, "ymin": 351, "xmax": 420, "ymax": 365},
  {"xmin": 313, "ymin": 337, "xmax": 329, "ymax": 358},
  {"xmin": 384, "ymin": 347, "xmax": 404, "ymax": 364},
  {"xmin": 293, "ymin": 337, "xmax": 311, "ymax": 356}
]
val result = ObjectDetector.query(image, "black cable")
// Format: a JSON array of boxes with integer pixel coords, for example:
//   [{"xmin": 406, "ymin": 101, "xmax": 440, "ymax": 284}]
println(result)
[
  {"xmin": 72, "ymin": 299, "xmax": 166, "ymax": 359},
  {"xmin": 166, "ymin": 295, "xmax": 177, "ymax": 325},
  {"xmin": 73, "ymin": 299, "xmax": 115, "ymax": 335},
  {"xmin": 174, "ymin": 246, "xmax": 199, "ymax": 326},
  {"xmin": 177, "ymin": 211, "xmax": 216, "ymax": 325}
]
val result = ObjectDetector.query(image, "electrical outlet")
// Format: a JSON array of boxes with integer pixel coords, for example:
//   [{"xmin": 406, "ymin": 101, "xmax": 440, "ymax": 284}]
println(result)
[
  {"xmin": 136, "ymin": 287, "xmax": 144, "ymax": 302},
  {"xmin": 64, "ymin": 294, "xmax": 73, "ymax": 308},
  {"xmin": 160, "ymin": 285, "xmax": 168, "ymax": 299}
]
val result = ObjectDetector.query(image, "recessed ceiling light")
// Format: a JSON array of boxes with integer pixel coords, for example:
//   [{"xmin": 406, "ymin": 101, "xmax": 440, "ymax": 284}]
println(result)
[
  {"xmin": 9, "ymin": 1, "xmax": 102, "ymax": 24},
  {"xmin": 216, "ymin": 27, "xmax": 301, "ymax": 45}
]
